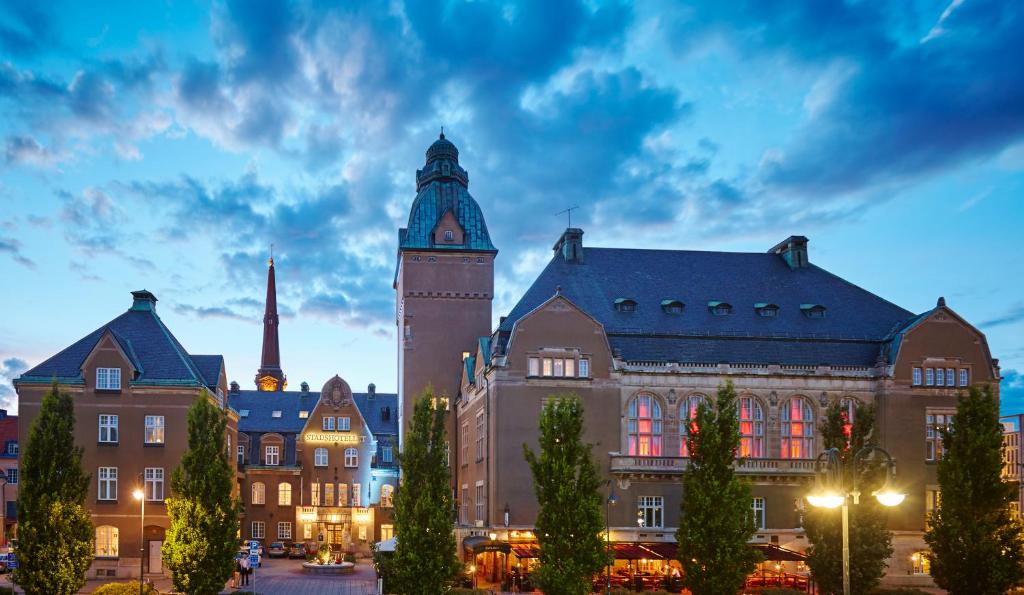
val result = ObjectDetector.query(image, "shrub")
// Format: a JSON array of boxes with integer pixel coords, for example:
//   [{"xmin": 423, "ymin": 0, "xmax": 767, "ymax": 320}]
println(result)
[
  {"xmin": 746, "ymin": 589, "xmax": 806, "ymax": 595},
  {"xmin": 343, "ymin": 553, "xmax": 356, "ymax": 563},
  {"xmin": 870, "ymin": 589, "xmax": 934, "ymax": 595},
  {"xmin": 91, "ymin": 583, "xmax": 160, "ymax": 595}
]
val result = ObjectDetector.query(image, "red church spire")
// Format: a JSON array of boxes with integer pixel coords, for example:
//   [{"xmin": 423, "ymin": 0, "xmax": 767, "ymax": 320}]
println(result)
[{"xmin": 256, "ymin": 252, "xmax": 286, "ymax": 391}]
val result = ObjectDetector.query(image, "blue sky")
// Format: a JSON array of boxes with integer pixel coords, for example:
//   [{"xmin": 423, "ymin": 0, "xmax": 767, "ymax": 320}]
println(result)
[{"xmin": 1, "ymin": 0, "xmax": 1023, "ymax": 412}]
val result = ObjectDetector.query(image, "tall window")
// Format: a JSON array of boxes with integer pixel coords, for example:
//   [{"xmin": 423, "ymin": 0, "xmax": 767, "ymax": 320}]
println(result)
[
  {"xmin": 627, "ymin": 394, "xmax": 663, "ymax": 456},
  {"xmin": 475, "ymin": 411, "xmax": 485, "ymax": 460},
  {"xmin": 237, "ymin": 445, "xmax": 245, "ymax": 465},
  {"xmin": 528, "ymin": 357, "xmax": 540, "ymax": 376},
  {"xmin": 679, "ymin": 395, "xmax": 706, "ymax": 457},
  {"xmin": 461, "ymin": 485, "xmax": 468, "ymax": 524},
  {"xmin": 339, "ymin": 417, "xmax": 351, "ymax": 431},
  {"xmin": 738, "ymin": 397, "xmax": 764, "ymax": 458},
  {"xmin": 252, "ymin": 521, "xmax": 265, "ymax": 539},
  {"xmin": 959, "ymin": 369, "xmax": 969, "ymax": 386},
  {"xmin": 5, "ymin": 441, "xmax": 16, "ymax": 455},
  {"xmin": 380, "ymin": 524, "xmax": 394, "ymax": 541},
  {"xmin": 96, "ymin": 367, "xmax": 121, "ymax": 390},
  {"xmin": 353, "ymin": 483, "xmax": 362, "ymax": 507},
  {"xmin": 144, "ymin": 415, "xmax": 165, "ymax": 444},
  {"xmin": 913, "ymin": 367, "xmax": 922, "ymax": 386},
  {"xmin": 278, "ymin": 522, "xmax": 292, "ymax": 540},
  {"xmin": 251, "ymin": 482, "xmax": 265, "ymax": 505},
  {"xmin": 144, "ymin": 467, "xmax": 164, "ymax": 501},
  {"xmin": 912, "ymin": 551, "xmax": 931, "ymax": 575},
  {"xmin": 542, "ymin": 358, "xmax": 553, "ymax": 376},
  {"xmin": 381, "ymin": 484, "xmax": 394, "ymax": 507},
  {"xmin": 99, "ymin": 414, "xmax": 118, "ymax": 443},
  {"xmin": 840, "ymin": 397, "xmax": 858, "ymax": 439},
  {"xmin": 382, "ymin": 446, "xmax": 393, "ymax": 464},
  {"xmin": 6, "ymin": 468, "xmax": 16, "ymax": 484},
  {"xmin": 461, "ymin": 423, "xmax": 469, "ymax": 466},
  {"xmin": 638, "ymin": 496, "xmax": 664, "ymax": 528},
  {"xmin": 925, "ymin": 489, "xmax": 941, "ymax": 528},
  {"xmin": 751, "ymin": 497, "xmax": 766, "ymax": 530},
  {"xmin": 278, "ymin": 482, "xmax": 292, "ymax": 506},
  {"xmin": 323, "ymin": 416, "xmax": 335, "ymax": 431},
  {"xmin": 311, "ymin": 482, "xmax": 320, "ymax": 506},
  {"xmin": 925, "ymin": 368, "xmax": 935, "ymax": 386},
  {"xmin": 936, "ymin": 368, "xmax": 945, "ymax": 386},
  {"xmin": 339, "ymin": 483, "xmax": 348, "ymax": 506},
  {"xmin": 475, "ymin": 483, "xmax": 484, "ymax": 521},
  {"xmin": 579, "ymin": 358, "xmax": 590, "ymax": 378},
  {"xmin": 344, "ymin": 447, "xmax": 358, "ymax": 468},
  {"xmin": 265, "ymin": 445, "xmax": 280, "ymax": 466},
  {"xmin": 314, "ymin": 447, "xmax": 328, "ymax": 467},
  {"xmin": 325, "ymin": 483, "xmax": 335, "ymax": 506},
  {"xmin": 926, "ymin": 413, "xmax": 954, "ymax": 461},
  {"xmin": 95, "ymin": 525, "xmax": 119, "ymax": 557},
  {"xmin": 98, "ymin": 467, "xmax": 117, "ymax": 500},
  {"xmin": 444, "ymin": 229, "xmax": 454, "ymax": 241},
  {"xmin": 945, "ymin": 368, "xmax": 955, "ymax": 387},
  {"xmin": 780, "ymin": 397, "xmax": 814, "ymax": 459}
]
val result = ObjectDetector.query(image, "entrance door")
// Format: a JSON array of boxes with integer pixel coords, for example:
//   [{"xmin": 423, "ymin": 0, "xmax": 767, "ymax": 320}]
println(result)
[{"xmin": 149, "ymin": 541, "xmax": 162, "ymax": 574}]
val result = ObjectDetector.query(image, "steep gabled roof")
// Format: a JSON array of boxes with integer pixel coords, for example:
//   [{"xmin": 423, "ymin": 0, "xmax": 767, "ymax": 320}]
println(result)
[{"xmin": 190, "ymin": 355, "xmax": 224, "ymax": 391}]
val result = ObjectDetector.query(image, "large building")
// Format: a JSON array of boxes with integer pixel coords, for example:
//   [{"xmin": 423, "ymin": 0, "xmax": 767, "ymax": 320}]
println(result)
[
  {"xmin": 0, "ymin": 410, "xmax": 18, "ymax": 546},
  {"xmin": 230, "ymin": 257, "xmax": 399, "ymax": 555},
  {"xmin": 391, "ymin": 137, "xmax": 1000, "ymax": 589},
  {"xmin": 14, "ymin": 290, "xmax": 234, "ymax": 580},
  {"xmin": 1002, "ymin": 414, "xmax": 1023, "ymax": 517}
]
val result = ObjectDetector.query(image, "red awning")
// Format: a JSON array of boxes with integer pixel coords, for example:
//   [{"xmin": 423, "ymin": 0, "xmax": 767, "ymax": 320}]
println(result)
[
  {"xmin": 753, "ymin": 544, "xmax": 807, "ymax": 562},
  {"xmin": 638, "ymin": 542, "xmax": 677, "ymax": 560},
  {"xmin": 511, "ymin": 544, "xmax": 539, "ymax": 559},
  {"xmin": 613, "ymin": 543, "xmax": 655, "ymax": 560}
]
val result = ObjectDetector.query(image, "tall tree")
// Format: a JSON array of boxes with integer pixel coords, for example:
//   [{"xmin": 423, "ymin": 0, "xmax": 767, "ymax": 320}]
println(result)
[
  {"xmin": 390, "ymin": 388, "xmax": 460, "ymax": 594},
  {"xmin": 676, "ymin": 380, "xmax": 762, "ymax": 595},
  {"xmin": 162, "ymin": 392, "xmax": 240, "ymax": 595},
  {"xmin": 523, "ymin": 394, "xmax": 606, "ymax": 595},
  {"xmin": 925, "ymin": 385, "xmax": 1024, "ymax": 595},
  {"xmin": 804, "ymin": 401, "xmax": 893, "ymax": 594},
  {"xmin": 14, "ymin": 381, "xmax": 93, "ymax": 595}
]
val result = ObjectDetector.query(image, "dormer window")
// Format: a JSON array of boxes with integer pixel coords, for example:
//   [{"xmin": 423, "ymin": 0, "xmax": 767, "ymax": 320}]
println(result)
[
  {"xmin": 96, "ymin": 367, "xmax": 122, "ymax": 390},
  {"xmin": 444, "ymin": 230, "xmax": 454, "ymax": 242},
  {"xmin": 299, "ymin": 410, "xmax": 309, "ymax": 419},
  {"xmin": 271, "ymin": 410, "xmax": 282, "ymax": 418},
  {"xmin": 661, "ymin": 300, "xmax": 685, "ymax": 314},
  {"xmin": 801, "ymin": 304, "xmax": 827, "ymax": 318},
  {"xmin": 708, "ymin": 301, "xmax": 732, "ymax": 316},
  {"xmin": 615, "ymin": 298, "xmax": 637, "ymax": 313},
  {"xmin": 239, "ymin": 409, "xmax": 250, "ymax": 418},
  {"xmin": 755, "ymin": 303, "xmax": 779, "ymax": 317}
]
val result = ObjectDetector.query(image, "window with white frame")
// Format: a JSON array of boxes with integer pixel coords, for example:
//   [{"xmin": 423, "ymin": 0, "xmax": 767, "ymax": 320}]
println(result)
[
  {"xmin": 528, "ymin": 357, "xmax": 540, "ymax": 376},
  {"xmin": 565, "ymin": 357, "xmax": 575, "ymax": 377},
  {"xmin": 353, "ymin": 483, "xmax": 361, "ymax": 507},
  {"xmin": 679, "ymin": 395, "xmax": 707, "ymax": 457},
  {"xmin": 144, "ymin": 415, "xmax": 165, "ymax": 444},
  {"xmin": 339, "ymin": 483, "xmax": 348, "ymax": 506},
  {"xmin": 344, "ymin": 447, "xmax": 358, "ymax": 468},
  {"xmin": 444, "ymin": 229, "xmax": 454, "ymax": 241},
  {"xmin": 780, "ymin": 397, "xmax": 815, "ymax": 459},
  {"xmin": 323, "ymin": 416, "xmax": 335, "ymax": 431},
  {"xmin": 5, "ymin": 441, "xmax": 15, "ymax": 455},
  {"xmin": 751, "ymin": 497, "xmax": 766, "ymax": 530},
  {"xmin": 475, "ymin": 482, "xmax": 484, "ymax": 521},
  {"xmin": 960, "ymin": 369, "xmax": 969, "ymax": 386},
  {"xmin": 926, "ymin": 368, "xmax": 935, "ymax": 386},
  {"xmin": 381, "ymin": 484, "xmax": 394, "ymax": 507},
  {"xmin": 936, "ymin": 368, "xmax": 945, "ymax": 386},
  {"xmin": 99, "ymin": 414, "xmax": 119, "ymax": 443},
  {"xmin": 461, "ymin": 423, "xmax": 469, "ymax": 466},
  {"xmin": 541, "ymin": 358, "xmax": 553, "ymax": 376},
  {"xmin": 6, "ymin": 468, "xmax": 16, "ymax": 484},
  {"xmin": 144, "ymin": 467, "xmax": 164, "ymax": 501},
  {"xmin": 627, "ymin": 393, "xmax": 663, "ymax": 456},
  {"xmin": 325, "ymin": 483, "xmax": 335, "ymax": 506},
  {"xmin": 913, "ymin": 367, "xmax": 922, "ymax": 386},
  {"xmin": 579, "ymin": 358, "xmax": 590, "ymax": 378},
  {"xmin": 946, "ymin": 368, "xmax": 955, "ymax": 387},
  {"xmin": 314, "ymin": 447, "xmax": 328, "ymax": 467},
  {"xmin": 98, "ymin": 467, "xmax": 117, "ymax": 500},
  {"xmin": 251, "ymin": 482, "xmax": 265, "ymax": 505},
  {"xmin": 553, "ymin": 358, "xmax": 564, "ymax": 376},
  {"xmin": 926, "ymin": 412, "xmax": 954, "ymax": 461},
  {"xmin": 95, "ymin": 525, "xmax": 119, "ymax": 557},
  {"xmin": 339, "ymin": 416, "xmax": 351, "ymax": 431},
  {"xmin": 475, "ymin": 411, "xmax": 485, "ymax": 461},
  {"xmin": 237, "ymin": 445, "xmax": 245, "ymax": 465},
  {"xmin": 380, "ymin": 524, "xmax": 394, "ymax": 541},
  {"xmin": 382, "ymin": 446, "xmax": 393, "ymax": 464},
  {"xmin": 96, "ymin": 367, "xmax": 121, "ymax": 390},
  {"xmin": 738, "ymin": 397, "xmax": 764, "ymax": 458},
  {"xmin": 252, "ymin": 521, "xmax": 265, "ymax": 539},
  {"xmin": 278, "ymin": 522, "xmax": 292, "ymax": 540},
  {"xmin": 311, "ymin": 482, "xmax": 320, "ymax": 506},
  {"xmin": 638, "ymin": 496, "xmax": 664, "ymax": 528},
  {"xmin": 278, "ymin": 482, "xmax": 292, "ymax": 506},
  {"xmin": 461, "ymin": 485, "xmax": 469, "ymax": 524},
  {"xmin": 265, "ymin": 445, "xmax": 280, "ymax": 466}
]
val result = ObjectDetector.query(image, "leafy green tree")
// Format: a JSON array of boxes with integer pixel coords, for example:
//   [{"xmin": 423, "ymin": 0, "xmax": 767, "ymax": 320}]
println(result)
[
  {"xmin": 676, "ymin": 380, "xmax": 762, "ymax": 595},
  {"xmin": 390, "ymin": 388, "xmax": 460, "ymax": 594},
  {"xmin": 523, "ymin": 395, "xmax": 605, "ymax": 595},
  {"xmin": 925, "ymin": 385, "xmax": 1024, "ymax": 594},
  {"xmin": 13, "ymin": 381, "xmax": 94, "ymax": 595},
  {"xmin": 804, "ymin": 401, "xmax": 893, "ymax": 594},
  {"xmin": 162, "ymin": 392, "xmax": 240, "ymax": 595}
]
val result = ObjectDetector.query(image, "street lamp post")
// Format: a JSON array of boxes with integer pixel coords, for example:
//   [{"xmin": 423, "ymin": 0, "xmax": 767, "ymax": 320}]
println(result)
[
  {"xmin": 133, "ymin": 488, "xmax": 145, "ymax": 595},
  {"xmin": 605, "ymin": 480, "xmax": 617, "ymax": 595},
  {"xmin": 806, "ymin": 446, "xmax": 906, "ymax": 595}
]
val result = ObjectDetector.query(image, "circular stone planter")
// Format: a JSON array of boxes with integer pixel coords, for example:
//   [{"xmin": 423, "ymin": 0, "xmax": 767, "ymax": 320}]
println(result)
[{"xmin": 302, "ymin": 561, "xmax": 355, "ymax": 574}]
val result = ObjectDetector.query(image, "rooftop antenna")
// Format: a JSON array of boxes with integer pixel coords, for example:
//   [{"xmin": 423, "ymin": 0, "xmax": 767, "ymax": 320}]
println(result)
[{"xmin": 555, "ymin": 205, "xmax": 580, "ymax": 228}]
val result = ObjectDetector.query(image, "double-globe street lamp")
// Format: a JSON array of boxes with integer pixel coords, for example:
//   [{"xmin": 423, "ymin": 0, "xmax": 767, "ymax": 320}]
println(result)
[{"xmin": 806, "ymin": 446, "xmax": 906, "ymax": 595}]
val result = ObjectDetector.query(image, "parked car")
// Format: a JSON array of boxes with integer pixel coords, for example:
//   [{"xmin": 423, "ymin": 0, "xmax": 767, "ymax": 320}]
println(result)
[
  {"xmin": 267, "ymin": 542, "xmax": 287, "ymax": 558},
  {"xmin": 288, "ymin": 542, "xmax": 306, "ymax": 559}
]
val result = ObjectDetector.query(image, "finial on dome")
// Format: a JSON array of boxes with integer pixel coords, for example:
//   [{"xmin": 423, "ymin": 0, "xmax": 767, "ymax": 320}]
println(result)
[{"xmin": 440, "ymin": 126, "xmax": 445, "ymax": 140}]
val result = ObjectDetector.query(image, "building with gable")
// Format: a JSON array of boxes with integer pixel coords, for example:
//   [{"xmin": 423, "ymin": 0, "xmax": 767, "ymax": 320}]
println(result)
[
  {"xmin": 0, "ymin": 409, "xmax": 18, "ymax": 546},
  {"xmin": 14, "ymin": 290, "xmax": 235, "ymax": 580}
]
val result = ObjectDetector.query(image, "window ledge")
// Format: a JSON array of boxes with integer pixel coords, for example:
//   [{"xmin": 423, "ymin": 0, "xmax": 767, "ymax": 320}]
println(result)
[
  {"xmin": 143, "ymin": 443, "xmax": 165, "ymax": 448},
  {"xmin": 94, "ymin": 556, "xmax": 120, "ymax": 561},
  {"xmin": 96, "ymin": 499, "xmax": 118, "ymax": 504},
  {"xmin": 95, "ymin": 389, "xmax": 123, "ymax": 395},
  {"xmin": 97, "ymin": 442, "xmax": 119, "ymax": 447}
]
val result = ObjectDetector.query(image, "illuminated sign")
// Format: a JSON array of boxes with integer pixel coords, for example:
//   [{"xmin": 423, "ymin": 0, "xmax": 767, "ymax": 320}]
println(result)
[{"xmin": 303, "ymin": 432, "xmax": 359, "ymax": 443}]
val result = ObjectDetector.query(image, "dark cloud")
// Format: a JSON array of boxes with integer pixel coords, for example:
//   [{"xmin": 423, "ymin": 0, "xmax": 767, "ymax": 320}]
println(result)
[
  {"xmin": 0, "ymin": 235, "xmax": 35, "ymax": 268},
  {"xmin": 0, "ymin": 0, "xmax": 58, "ymax": 58},
  {"xmin": 981, "ymin": 304, "xmax": 1024, "ymax": 329},
  {"xmin": 4, "ymin": 135, "xmax": 62, "ymax": 167}
]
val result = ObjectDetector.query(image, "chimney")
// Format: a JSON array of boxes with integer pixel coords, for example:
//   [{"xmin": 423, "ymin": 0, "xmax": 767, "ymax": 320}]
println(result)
[
  {"xmin": 368, "ymin": 383, "xmax": 376, "ymax": 399},
  {"xmin": 553, "ymin": 228, "xmax": 584, "ymax": 263},
  {"xmin": 130, "ymin": 290, "xmax": 158, "ymax": 312},
  {"xmin": 768, "ymin": 236, "xmax": 809, "ymax": 269},
  {"xmin": 301, "ymin": 381, "xmax": 309, "ymax": 393},
  {"xmin": 230, "ymin": 381, "xmax": 240, "ymax": 394}
]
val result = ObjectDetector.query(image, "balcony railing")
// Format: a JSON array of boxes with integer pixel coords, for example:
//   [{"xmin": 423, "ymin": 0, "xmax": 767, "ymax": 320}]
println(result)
[{"xmin": 610, "ymin": 455, "xmax": 817, "ymax": 475}]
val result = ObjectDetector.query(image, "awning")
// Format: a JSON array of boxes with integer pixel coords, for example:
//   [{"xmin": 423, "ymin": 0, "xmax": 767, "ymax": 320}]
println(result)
[
  {"xmin": 753, "ymin": 544, "xmax": 807, "ymax": 562},
  {"xmin": 638, "ymin": 542, "xmax": 677, "ymax": 560},
  {"xmin": 511, "ymin": 544, "xmax": 539, "ymax": 559},
  {"xmin": 613, "ymin": 543, "xmax": 654, "ymax": 560},
  {"xmin": 463, "ymin": 536, "xmax": 511, "ymax": 556}
]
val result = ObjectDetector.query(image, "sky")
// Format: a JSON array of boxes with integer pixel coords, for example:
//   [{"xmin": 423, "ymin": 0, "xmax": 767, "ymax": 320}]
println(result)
[{"xmin": 1, "ymin": 0, "xmax": 1023, "ymax": 413}]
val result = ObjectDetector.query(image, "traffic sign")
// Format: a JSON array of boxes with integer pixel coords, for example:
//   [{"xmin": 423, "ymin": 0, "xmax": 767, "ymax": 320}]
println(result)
[
  {"xmin": 7, "ymin": 553, "xmax": 16, "ymax": 569},
  {"xmin": 248, "ymin": 554, "xmax": 259, "ymax": 566}
]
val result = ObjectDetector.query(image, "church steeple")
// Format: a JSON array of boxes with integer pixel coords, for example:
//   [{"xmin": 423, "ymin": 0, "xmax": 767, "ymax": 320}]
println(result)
[{"xmin": 256, "ymin": 254, "xmax": 286, "ymax": 391}]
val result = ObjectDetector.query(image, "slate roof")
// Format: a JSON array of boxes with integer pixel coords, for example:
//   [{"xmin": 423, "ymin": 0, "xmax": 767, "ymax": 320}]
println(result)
[
  {"xmin": 499, "ymin": 247, "xmax": 917, "ymax": 367},
  {"xmin": 18, "ymin": 293, "xmax": 215, "ymax": 387},
  {"xmin": 353, "ymin": 392, "xmax": 399, "ymax": 436},
  {"xmin": 231, "ymin": 390, "xmax": 398, "ymax": 437},
  {"xmin": 190, "ymin": 355, "xmax": 224, "ymax": 390}
]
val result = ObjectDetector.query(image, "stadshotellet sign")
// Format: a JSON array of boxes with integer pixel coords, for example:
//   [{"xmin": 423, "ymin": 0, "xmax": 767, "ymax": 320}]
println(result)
[{"xmin": 303, "ymin": 432, "xmax": 359, "ymax": 443}]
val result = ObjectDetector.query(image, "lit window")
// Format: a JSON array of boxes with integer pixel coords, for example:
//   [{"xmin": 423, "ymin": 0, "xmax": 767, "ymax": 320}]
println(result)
[
  {"xmin": 252, "ymin": 521, "xmax": 265, "ymax": 539},
  {"xmin": 959, "ymin": 369, "xmax": 969, "ymax": 386},
  {"xmin": 751, "ymin": 497, "xmax": 766, "ymax": 530},
  {"xmin": 946, "ymin": 368, "xmax": 955, "ymax": 387},
  {"xmin": 278, "ymin": 482, "xmax": 292, "ymax": 506},
  {"xmin": 461, "ymin": 423, "xmax": 469, "ymax": 467},
  {"xmin": 579, "ymin": 358, "xmax": 590, "ymax": 378},
  {"xmin": 912, "ymin": 551, "xmax": 931, "ymax": 575},
  {"xmin": 314, "ymin": 447, "xmax": 328, "ymax": 467},
  {"xmin": 95, "ymin": 525, "xmax": 119, "ymax": 557},
  {"xmin": 353, "ymin": 483, "xmax": 362, "ymax": 507},
  {"xmin": 344, "ymin": 447, "xmax": 358, "ymax": 468},
  {"xmin": 936, "ymin": 368, "xmax": 945, "ymax": 386},
  {"xmin": 528, "ymin": 357, "xmax": 540, "ymax": 376},
  {"xmin": 627, "ymin": 393, "xmax": 663, "ymax": 456},
  {"xmin": 311, "ymin": 482, "xmax": 320, "ymax": 506},
  {"xmin": 475, "ymin": 411, "xmax": 485, "ymax": 461},
  {"xmin": 98, "ymin": 467, "xmax": 117, "ymax": 500},
  {"xmin": 265, "ymin": 445, "xmax": 280, "ymax": 466},
  {"xmin": 737, "ymin": 397, "xmax": 764, "ymax": 458},
  {"xmin": 638, "ymin": 496, "xmax": 664, "ymax": 528},
  {"xmin": 339, "ymin": 417, "xmax": 351, "ymax": 431},
  {"xmin": 144, "ymin": 415, "xmax": 165, "ymax": 444},
  {"xmin": 278, "ymin": 522, "xmax": 292, "ymax": 540},
  {"xmin": 542, "ymin": 358, "xmax": 553, "ymax": 376},
  {"xmin": 299, "ymin": 410, "xmax": 309, "ymax": 419},
  {"xmin": 780, "ymin": 398, "xmax": 814, "ymax": 459},
  {"xmin": 96, "ymin": 367, "xmax": 121, "ymax": 390},
  {"xmin": 381, "ymin": 524, "xmax": 394, "ymax": 541},
  {"xmin": 338, "ymin": 483, "xmax": 348, "ymax": 506},
  {"xmin": 251, "ymin": 482, "xmax": 265, "ymax": 505},
  {"xmin": 925, "ymin": 489, "xmax": 941, "ymax": 529},
  {"xmin": 679, "ymin": 395, "xmax": 707, "ymax": 457},
  {"xmin": 381, "ymin": 484, "xmax": 394, "ymax": 508},
  {"xmin": 475, "ymin": 483, "xmax": 484, "ymax": 521},
  {"xmin": 926, "ymin": 413, "xmax": 954, "ymax": 461},
  {"xmin": 144, "ymin": 467, "xmax": 164, "ymax": 501},
  {"xmin": 323, "ymin": 416, "xmax": 335, "ymax": 431},
  {"xmin": 913, "ymin": 367, "xmax": 922, "ymax": 386},
  {"xmin": 565, "ymin": 358, "xmax": 575, "ymax": 377},
  {"xmin": 553, "ymin": 359, "xmax": 564, "ymax": 377},
  {"xmin": 99, "ymin": 414, "xmax": 119, "ymax": 443}
]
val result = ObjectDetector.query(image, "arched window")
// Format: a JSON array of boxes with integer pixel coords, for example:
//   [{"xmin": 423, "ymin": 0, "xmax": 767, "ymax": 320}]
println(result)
[
  {"xmin": 344, "ymin": 447, "xmax": 359, "ymax": 468},
  {"xmin": 627, "ymin": 393, "xmax": 663, "ymax": 456},
  {"xmin": 314, "ymin": 447, "xmax": 328, "ymax": 467},
  {"xmin": 278, "ymin": 482, "xmax": 292, "ymax": 506},
  {"xmin": 381, "ymin": 484, "xmax": 394, "ymax": 508},
  {"xmin": 679, "ymin": 395, "xmax": 707, "ymax": 457},
  {"xmin": 95, "ymin": 525, "xmax": 119, "ymax": 557},
  {"xmin": 911, "ymin": 551, "xmax": 931, "ymax": 575},
  {"xmin": 737, "ymin": 396, "xmax": 765, "ymax": 458},
  {"xmin": 781, "ymin": 397, "xmax": 815, "ymax": 459},
  {"xmin": 251, "ymin": 481, "xmax": 265, "ymax": 505},
  {"xmin": 840, "ymin": 397, "xmax": 858, "ymax": 439}
]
